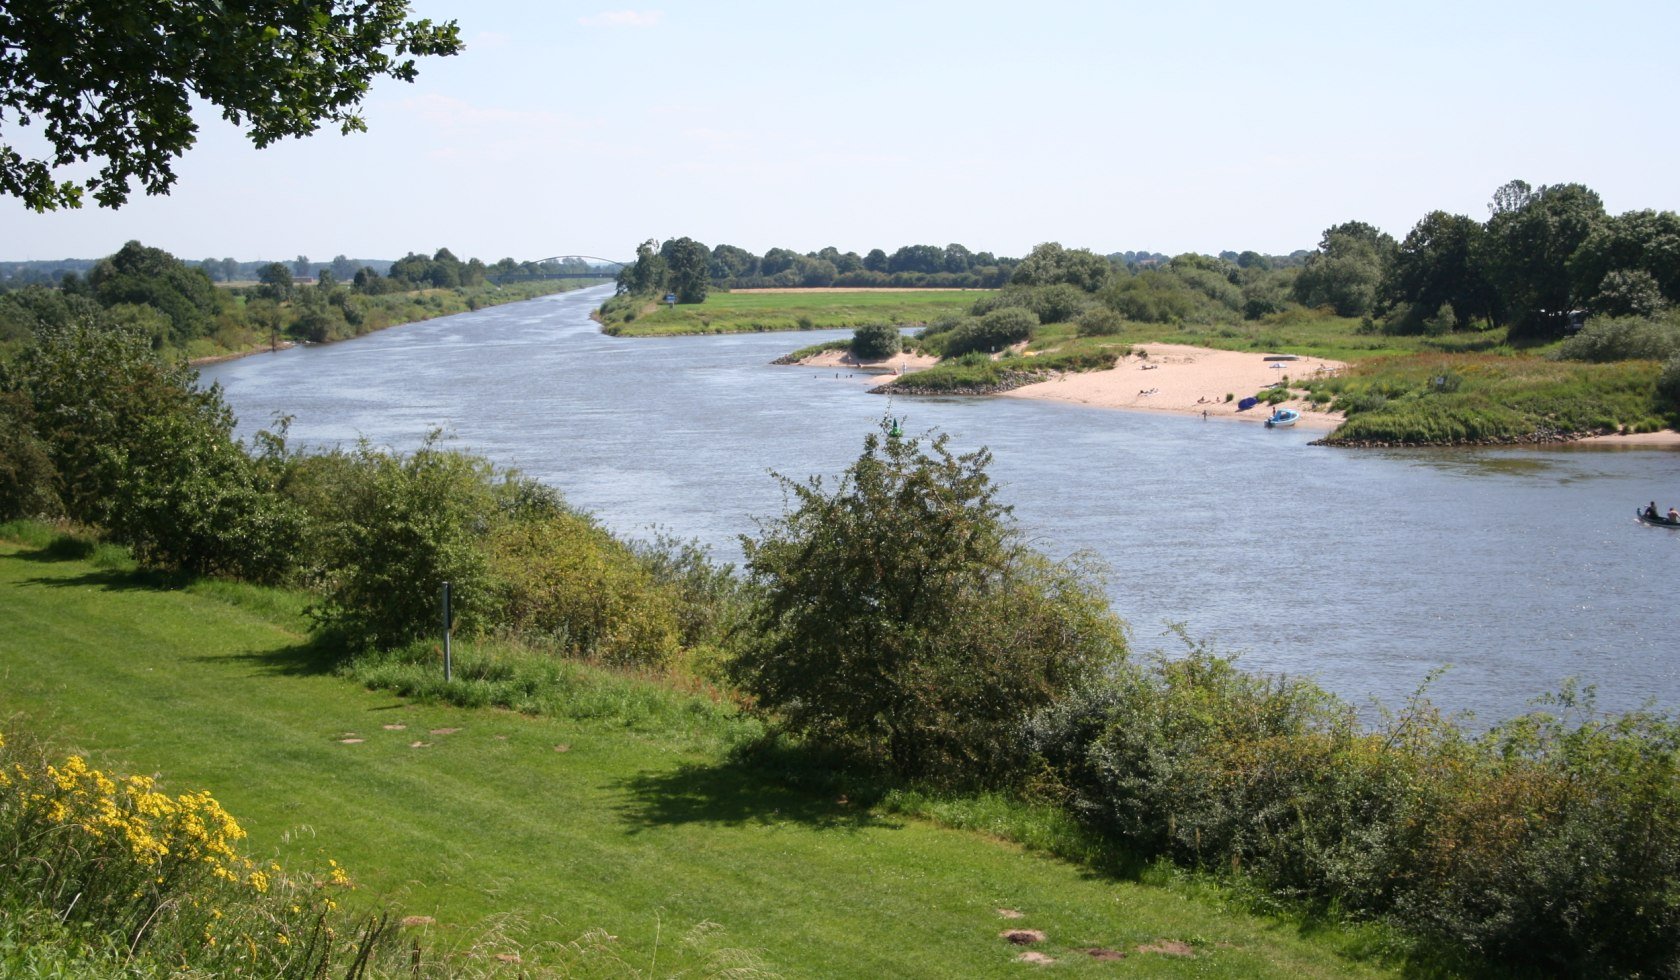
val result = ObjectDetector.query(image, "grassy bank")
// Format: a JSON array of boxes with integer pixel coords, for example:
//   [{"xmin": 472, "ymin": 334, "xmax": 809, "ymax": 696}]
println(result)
[
  {"xmin": 597, "ymin": 289, "xmax": 985, "ymax": 337},
  {"xmin": 0, "ymin": 535, "xmax": 1398, "ymax": 978},
  {"xmin": 1309, "ymin": 353, "xmax": 1670, "ymax": 444},
  {"xmin": 185, "ymin": 279, "xmax": 604, "ymax": 363}
]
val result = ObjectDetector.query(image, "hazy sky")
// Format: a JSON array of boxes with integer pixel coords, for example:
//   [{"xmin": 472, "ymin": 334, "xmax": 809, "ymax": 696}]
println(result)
[{"xmin": 4, "ymin": 1, "xmax": 1677, "ymax": 264}]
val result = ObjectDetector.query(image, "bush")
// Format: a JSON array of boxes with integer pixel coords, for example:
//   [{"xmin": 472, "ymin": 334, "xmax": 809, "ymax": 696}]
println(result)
[
  {"xmin": 488, "ymin": 510, "xmax": 681, "ymax": 666},
  {"xmin": 0, "ymin": 729, "xmax": 387, "ymax": 977},
  {"xmin": 1075, "ymin": 307, "xmax": 1125, "ymax": 337},
  {"xmin": 850, "ymin": 322, "xmax": 901, "ymax": 360},
  {"xmin": 1025, "ymin": 647, "xmax": 1680, "ymax": 974},
  {"xmin": 307, "ymin": 436, "xmax": 502, "ymax": 650},
  {"xmin": 1550, "ymin": 314, "xmax": 1680, "ymax": 363},
  {"xmin": 1660, "ymin": 353, "xmax": 1680, "ymax": 410},
  {"xmin": 732, "ymin": 422, "xmax": 1125, "ymax": 781},
  {"xmin": 9, "ymin": 320, "xmax": 298, "ymax": 580},
  {"xmin": 942, "ymin": 307, "xmax": 1038, "ymax": 358}
]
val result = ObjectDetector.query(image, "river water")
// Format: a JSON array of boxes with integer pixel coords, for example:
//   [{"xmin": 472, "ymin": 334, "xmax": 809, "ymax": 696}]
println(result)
[{"xmin": 199, "ymin": 285, "xmax": 1680, "ymax": 724}]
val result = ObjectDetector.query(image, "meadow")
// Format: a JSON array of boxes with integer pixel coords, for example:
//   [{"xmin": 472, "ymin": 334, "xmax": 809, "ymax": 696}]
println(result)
[
  {"xmin": 0, "ymin": 533, "xmax": 1400, "ymax": 978},
  {"xmin": 596, "ymin": 289, "xmax": 986, "ymax": 336}
]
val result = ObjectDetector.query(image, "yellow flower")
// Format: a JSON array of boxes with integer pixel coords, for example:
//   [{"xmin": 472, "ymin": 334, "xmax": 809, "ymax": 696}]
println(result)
[{"xmin": 275, "ymin": 932, "xmax": 290, "ymax": 946}]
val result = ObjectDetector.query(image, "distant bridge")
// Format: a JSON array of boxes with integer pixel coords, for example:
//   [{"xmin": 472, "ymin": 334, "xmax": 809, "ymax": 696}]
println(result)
[{"xmin": 491, "ymin": 255, "xmax": 630, "ymax": 282}]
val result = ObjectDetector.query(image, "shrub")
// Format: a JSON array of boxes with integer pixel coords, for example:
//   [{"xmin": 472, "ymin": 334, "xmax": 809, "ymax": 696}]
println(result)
[
  {"xmin": 1075, "ymin": 307, "xmax": 1125, "ymax": 337},
  {"xmin": 732, "ymin": 422, "xmax": 1125, "ymax": 781},
  {"xmin": 942, "ymin": 307, "xmax": 1038, "ymax": 358},
  {"xmin": 308, "ymin": 436, "xmax": 502, "ymax": 650},
  {"xmin": 1550, "ymin": 314, "xmax": 1680, "ymax": 363},
  {"xmin": 1025, "ymin": 648, "xmax": 1680, "ymax": 974},
  {"xmin": 1659, "ymin": 353, "xmax": 1680, "ymax": 410},
  {"xmin": 0, "ymin": 729, "xmax": 385, "ymax": 977},
  {"xmin": 9, "ymin": 320, "xmax": 298, "ymax": 580},
  {"xmin": 1025, "ymin": 284, "xmax": 1091, "ymax": 324},
  {"xmin": 488, "ymin": 510, "xmax": 681, "ymax": 666},
  {"xmin": 850, "ymin": 322, "xmax": 901, "ymax": 360}
]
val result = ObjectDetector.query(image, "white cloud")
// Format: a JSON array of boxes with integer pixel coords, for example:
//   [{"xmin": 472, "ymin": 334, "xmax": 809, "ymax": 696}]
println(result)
[{"xmin": 577, "ymin": 10, "xmax": 663, "ymax": 28}]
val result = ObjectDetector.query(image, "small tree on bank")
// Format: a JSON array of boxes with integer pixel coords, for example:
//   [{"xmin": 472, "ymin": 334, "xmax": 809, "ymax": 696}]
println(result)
[
  {"xmin": 732, "ymin": 422, "xmax": 1126, "ymax": 781},
  {"xmin": 850, "ymin": 323, "xmax": 900, "ymax": 360}
]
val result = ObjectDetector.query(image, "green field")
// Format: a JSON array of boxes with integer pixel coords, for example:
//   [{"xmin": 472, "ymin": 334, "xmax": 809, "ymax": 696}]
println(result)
[
  {"xmin": 599, "ymin": 289, "xmax": 986, "ymax": 336},
  {"xmin": 0, "ymin": 538, "xmax": 1397, "ymax": 977}
]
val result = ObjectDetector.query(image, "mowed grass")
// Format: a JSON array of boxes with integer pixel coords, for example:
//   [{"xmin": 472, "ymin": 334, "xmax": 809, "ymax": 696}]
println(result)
[
  {"xmin": 0, "ymin": 541, "xmax": 1397, "ymax": 978},
  {"xmin": 605, "ymin": 289, "xmax": 986, "ymax": 336}
]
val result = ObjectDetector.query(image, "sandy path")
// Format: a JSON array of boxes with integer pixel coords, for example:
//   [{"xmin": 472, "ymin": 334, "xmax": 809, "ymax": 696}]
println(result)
[{"xmin": 1002, "ymin": 343, "xmax": 1346, "ymax": 429}]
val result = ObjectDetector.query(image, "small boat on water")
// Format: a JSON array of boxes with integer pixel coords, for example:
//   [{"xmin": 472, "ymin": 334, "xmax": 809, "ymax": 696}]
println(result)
[
  {"xmin": 1636, "ymin": 507, "xmax": 1680, "ymax": 528},
  {"xmin": 1265, "ymin": 408, "xmax": 1299, "ymax": 428}
]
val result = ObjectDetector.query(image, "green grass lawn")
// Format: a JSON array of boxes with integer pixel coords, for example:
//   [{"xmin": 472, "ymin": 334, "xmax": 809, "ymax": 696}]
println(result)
[
  {"xmin": 603, "ymin": 289, "xmax": 986, "ymax": 337},
  {"xmin": 0, "ymin": 539, "xmax": 1399, "ymax": 977}
]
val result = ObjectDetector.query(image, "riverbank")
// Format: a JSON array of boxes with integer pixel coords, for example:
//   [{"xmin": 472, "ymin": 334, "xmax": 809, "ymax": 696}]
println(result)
[
  {"xmin": 999, "ymin": 343, "xmax": 1345, "ymax": 429},
  {"xmin": 184, "ymin": 280, "xmax": 597, "ymax": 367}
]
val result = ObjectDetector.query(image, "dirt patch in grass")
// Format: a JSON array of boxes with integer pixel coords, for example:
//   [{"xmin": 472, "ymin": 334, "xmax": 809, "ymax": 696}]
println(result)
[
  {"xmin": 1138, "ymin": 940, "xmax": 1195, "ymax": 957},
  {"xmin": 1001, "ymin": 929, "xmax": 1046, "ymax": 944}
]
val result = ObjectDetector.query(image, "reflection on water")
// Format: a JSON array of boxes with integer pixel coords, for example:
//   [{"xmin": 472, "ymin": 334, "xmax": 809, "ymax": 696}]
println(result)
[{"xmin": 200, "ymin": 286, "xmax": 1680, "ymax": 724}]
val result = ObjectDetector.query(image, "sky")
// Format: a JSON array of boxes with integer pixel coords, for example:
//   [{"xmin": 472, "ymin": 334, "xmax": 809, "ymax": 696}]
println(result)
[{"xmin": 4, "ymin": 0, "xmax": 1678, "ymax": 264}]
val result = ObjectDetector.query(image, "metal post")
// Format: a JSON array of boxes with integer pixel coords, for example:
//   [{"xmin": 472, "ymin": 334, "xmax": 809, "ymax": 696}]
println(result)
[{"xmin": 442, "ymin": 580, "xmax": 453, "ymax": 683}]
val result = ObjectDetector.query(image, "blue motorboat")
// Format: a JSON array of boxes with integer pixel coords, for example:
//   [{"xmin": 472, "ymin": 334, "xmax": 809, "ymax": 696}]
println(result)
[{"xmin": 1265, "ymin": 408, "xmax": 1299, "ymax": 428}]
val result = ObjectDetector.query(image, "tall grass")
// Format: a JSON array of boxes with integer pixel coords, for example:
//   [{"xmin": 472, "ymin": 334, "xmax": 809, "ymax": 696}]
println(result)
[{"xmin": 1309, "ymin": 354, "xmax": 1672, "ymax": 444}]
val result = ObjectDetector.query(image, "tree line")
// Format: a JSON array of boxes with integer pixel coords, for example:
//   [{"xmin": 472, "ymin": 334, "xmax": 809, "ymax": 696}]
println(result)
[
  {"xmin": 0, "ymin": 241, "xmax": 603, "ymax": 357},
  {"xmin": 613, "ymin": 179, "xmax": 1678, "ymax": 347},
  {"xmin": 1296, "ymin": 179, "xmax": 1680, "ymax": 340},
  {"xmin": 611, "ymin": 237, "xmax": 1306, "ymax": 300}
]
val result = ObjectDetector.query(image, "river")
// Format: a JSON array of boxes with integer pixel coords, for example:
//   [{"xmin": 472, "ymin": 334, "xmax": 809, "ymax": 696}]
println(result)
[{"xmin": 198, "ymin": 285, "xmax": 1680, "ymax": 724}]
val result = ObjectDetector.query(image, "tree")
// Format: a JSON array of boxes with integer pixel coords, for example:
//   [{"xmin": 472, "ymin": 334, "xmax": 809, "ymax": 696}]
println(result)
[
  {"xmin": 863, "ymin": 248, "xmax": 889, "ymax": 273},
  {"xmin": 1, "ymin": 1, "xmax": 461, "ymax": 211},
  {"xmin": 1482, "ymin": 180, "xmax": 1607, "ymax": 338},
  {"xmin": 709, "ymin": 243, "xmax": 759, "ymax": 283},
  {"xmin": 1568, "ymin": 209, "xmax": 1680, "ymax": 310},
  {"xmin": 619, "ymin": 239, "xmax": 668, "ymax": 296},
  {"xmin": 1292, "ymin": 221, "xmax": 1396, "ymax": 317},
  {"xmin": 660, "ymin": 236, "xmax": 710, "ymax": 303},
  {"xmin": 1382, "ymin": 211, "xmax": 1496, "ymax": 329},
  {"xmin": 257, "ymin": 262, "xmax": 294, "ymax": 301},
  {"xmin": 292, "ymin": 255, "xmax": 312, "ymax": 278},
  {"xmin": 1010, "ymin": 242, "xmax": 1112, "ymax": 292},
  {"xmin": 733, "ymin": 423, "xmax": 1125, "ymax": 779},
  {"xmin": 86, "ymin": 240, "xmax": 221, "ymax": 345}
]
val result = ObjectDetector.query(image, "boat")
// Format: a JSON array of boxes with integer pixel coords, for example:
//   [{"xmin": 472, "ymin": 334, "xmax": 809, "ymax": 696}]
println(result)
[
  {"xmin": 1636, "ymin": 507, "xmax": 1680, "ymax": 528},
  {"xmin": 1265, "ymin": 408, "xmax": 1299, "ymax": 428}
]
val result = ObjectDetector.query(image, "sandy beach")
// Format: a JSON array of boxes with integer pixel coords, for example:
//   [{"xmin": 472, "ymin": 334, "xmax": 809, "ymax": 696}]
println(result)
[
  {"xmin": 800, "ymin": 347, "xmax": 941, "ymax": 373},
  {"xmin": 1001, "ymin": 343, "xmax": 1347, "ymax": 429}
]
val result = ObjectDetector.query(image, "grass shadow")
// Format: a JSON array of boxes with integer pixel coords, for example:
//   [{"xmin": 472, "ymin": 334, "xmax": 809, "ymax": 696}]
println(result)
[
  {"xmin": 208, "ymin": 634, "xmax": 346, "ymax": 678},
  {"xmin": 615, "ymin": 759, "xmax": 894, "ymax": 834},
  {"xmin": 17, "ymin": 565, "xmax": 192, "ymax": 592}
]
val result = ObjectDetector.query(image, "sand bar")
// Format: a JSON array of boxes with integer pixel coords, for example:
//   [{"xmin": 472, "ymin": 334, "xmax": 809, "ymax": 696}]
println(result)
[
  {"xmin": 801, "ymin": 348, "xmax": 941, "ymax": 373},
  {"xmin": 1001, "ymin": 343, "xmax": 1346, "ymax": 429}
]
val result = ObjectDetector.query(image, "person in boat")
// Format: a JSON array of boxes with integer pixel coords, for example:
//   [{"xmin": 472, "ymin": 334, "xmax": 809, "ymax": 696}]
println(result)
[
  {"xmin": 1646, "ymin": 502, "xmax": 1661, "ymax": 520},
  {"xmin": 1669, "ymin": 506, "xmax": 1680, "ymax": 523}
]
